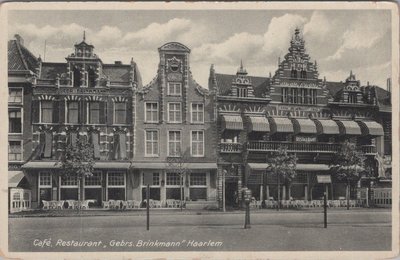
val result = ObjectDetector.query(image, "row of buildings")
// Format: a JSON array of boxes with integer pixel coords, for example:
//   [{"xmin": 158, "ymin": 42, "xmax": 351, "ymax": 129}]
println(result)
[{"xmin": 8, "ymin": 29, "xmax": 392, "ymax": 210}]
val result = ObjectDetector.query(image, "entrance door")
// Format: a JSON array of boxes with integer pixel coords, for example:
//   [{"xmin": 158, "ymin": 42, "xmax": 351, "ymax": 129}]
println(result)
[{"xmin": 225, "ymin": 181, "xmax": 238, "ymax": 208}]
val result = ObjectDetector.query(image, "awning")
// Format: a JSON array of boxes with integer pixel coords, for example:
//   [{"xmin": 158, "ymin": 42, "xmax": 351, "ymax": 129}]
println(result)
[
  {"xmin": 133, "ymin": 162, "xmax": 217, "ymax": 169},
  {"xmin": 292, "ymin": 118, "xmax": 317, "ymax": 134},
  {"xmin": 9, "ymin": 171, "xmax": 25, "ymax": 188},
  {"xmin": 357, "ymin": 121, "xmax": 384, "ymax": 136},
  {"xmin": 268, "ymin": 117, "xmax": 294, "ymax": 134},
  {"xmin": 335, "ymin": 120, "xmax": 362, "ymax": 135},
  {"xmin": 221, "ymin": 115, "xmax": 243, "ymax": 131},
  {"xmin": 314, "ymin": 119, "xmax": 340, "ymax": 135},
  {"xmin": 22, "ymin": 161, "xmax": 131, "ymax": 169},
  {"xmin": 247, "ymin": 116, "xmax": 270, "ymax": 132},
  {"xmin": 247, "ymin": 163, "xmax": 330, "ymax": 171}
]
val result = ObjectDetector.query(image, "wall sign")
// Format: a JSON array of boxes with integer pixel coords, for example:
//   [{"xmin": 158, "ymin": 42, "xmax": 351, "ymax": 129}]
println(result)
[
  {"xmin": 278, "ymin": 80, "xmax": 319, "ymax": 89},
  {"xmin": 295, "ymin": 136, "xmax": 317, "ymax": 142},
  {"xmin": 317, "ymin": 175, "xmax": 332, "ymax": 184}
]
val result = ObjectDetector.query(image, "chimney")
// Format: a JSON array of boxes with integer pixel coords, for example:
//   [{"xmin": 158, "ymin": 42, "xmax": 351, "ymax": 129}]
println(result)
[
  {"xmin": 387, "ymin": 78, "xmax": 391, "ymax": 93},
  {"xmin": 114, "ymin": 61, "xmax": 122, "ymax": 65},
  {"xmin": 14, "ymin": 34, "xmax": 24, "ymax": 46}
]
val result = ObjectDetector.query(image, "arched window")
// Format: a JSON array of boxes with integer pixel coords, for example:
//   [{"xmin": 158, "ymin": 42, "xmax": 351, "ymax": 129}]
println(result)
[
  {"xmin": 73, "ymin": 68, "xmax": 81, "ymax": 87},
  {"xmin": 88, "ymin": 69, "xmax": 96, "ymax": 88}
]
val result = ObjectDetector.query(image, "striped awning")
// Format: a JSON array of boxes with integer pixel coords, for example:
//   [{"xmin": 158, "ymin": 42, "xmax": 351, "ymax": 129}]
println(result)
[
  {"xmin": 314, "ymin": 119, "xmax": 340, "ymax": 135},
  {"xmin": 268, "ymin": 117, "xmax": 294, "ymax": 134},
  {"xmin": 335, "ymin": 120, "xmax": 362, "ymax": 135},
  {"xmin": 221, "ymin": 115, "xmax": 243, "ymax": 131},
  {"xmin": 292, "ymin": 118, "xmax": 317, "ymax": 134},
  {"xmin": 247, "ymin": 116, "xmax": 270, "ymax": 132},
  {"xmin": 357, "ymin": 121, "xmax": 384, "ymax": 136}
]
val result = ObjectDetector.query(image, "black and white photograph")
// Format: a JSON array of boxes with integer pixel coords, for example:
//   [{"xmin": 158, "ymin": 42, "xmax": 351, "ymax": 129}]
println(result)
[{"xmin": 1, "ymin": 2, "xmax": 399, "ymax": 259}]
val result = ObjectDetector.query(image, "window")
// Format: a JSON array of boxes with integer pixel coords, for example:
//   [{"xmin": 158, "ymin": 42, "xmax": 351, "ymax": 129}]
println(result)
[
  {"xmin": 291, "ymin": 69, "xmax": 297, "ymax": 78},
  {"xmin": 9, "ymin": 89, "xmax": 23, "ymax": 103},
  {"xmin": 40, "ymin": 101, "xmax": 53, "ymax": 123},
  {"xmin": 61, "ymin": 175, "xmax": 78, "ymax": 186},
  {"xmin": 145, "ymin": 102, "xmax": 158, "ymax": 123},
  {"xmin": 85, "ymin": 172, "xmax": 102, "ymax": 186},
  {"xmin": 237, "ymin": 87, "xmax": 248, "ymax": 97},
  {"xmin": 67, "ymin": 101, "xmax": 79, "ymax": 124},
  {"xmin": 168, "ymin": 131, "xmax": 181, "ymax": 156},
  {"xmin": 168, "ymin": 82, "xmax": 182, "ymax": 96},
  {"xmin": 88, "ymin": 102, "xmax": 100, "ymax": 124},
  {"xmin": 145, "ymin": 130, "xmax": 159, "ymax": 156},
  {"xmin": 301, "ymin": 70, "xmax": 307, "ymax": 79},
  {"xmin": 114, "ymin": 102, "xmax": 127, "ymax": 124},
  {"xmin": 88, "ymin": 69, "xmax": 96, "ymax": 88},
  {"xmin": 191, "ymin": 131, "xmax": 204, "ymax": 157},
  {"xmin": 142, "ymin": 172, "xmax": 160, "ymax": 186},
  {"xmin": 166, "ymin": 172, "xmax": 182, "ymax": 186},
  {"xmin": 8, "ymin": 141, "xmax": 22, "ymax": 161},
  {"xmin": 348, "ymin": 92, "xmax": 358, "ymax": 103},
  {"xmin": 281, "ymin": 88, "xmax": 316, "ymax": 105},
  {"xmin": 191, "ymin": 103, "xmax": 204, "ymax": 123},
  {"xmin": 168, "ymin": 103, "xmax": 181, "ymax": 123},
  {"xmin": 9, "ymin": 109, "xmax": 22, "ymax": 133},
  {"xmin": 108, "ymin": 172, "xmax": 125, "ymax": 186},
  {"xmin": 73, "ymin": 68, "xmax": 81, "ymax": 87},
  {"xmin": 39, "ymin": 172, "xmax": 52, "ymax": 187},
  {"xmin": 13, "ymin": 193, "xmax": 21, "ymax": 201},
  {"xmin": 190, "ymin": 173, "xmax": 207, "ymax": 186}
]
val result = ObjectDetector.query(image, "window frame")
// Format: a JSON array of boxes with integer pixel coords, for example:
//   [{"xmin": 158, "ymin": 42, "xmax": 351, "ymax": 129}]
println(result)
[
  {"xmin": 8, "ymin": 88, "xmax": 23, "ymax": 104},
  {"xmin": 66, "ymin": 100, "xmax": 79, "ymax": 124},
  {"xmin": 168, "ymin": 102, "xmax": 182, "ymax": 123},
  {"xmin": 142, "ymin": 172, "xmax": 161, "ymax": 187},
  {"xmin": 168, "ymin": 130, "xmax": 182, "ymax": 157},
  {"xmin": 144, "ymin": 102, "xmax": 159, "ymax": 123},
  {"xmin": 60, "ymin": 174, "xmax": 79, "ymax": 188},
  {"xmin": 87, "ymin": 101, "xmax": 101, "ymax": 125},
  {"xmin": 38, "ymin": 172, "xmax": 52, "ymax": 188},
  {"xmin": 40, "ymin": 100, "xmax": 53, "ymax": 124},
  {"xmin": 107, "ymin": 172, "xmax": 126, "ymax": 188},
  {"xmin": 191, "ymin": 103, "xmax": 204, "ymax": 124},
  {"xmin": 8, "ymin": 107, "xmax": 22, "ymax": 134},
  {"xmin": 190, "ymin": 130, "xmax": 205, "ymax": 157},
  {"xmin": 189, "ymin": 172, "xmax": 207, "ymax": 187},
  {"xmin": 144, "ymin": 129, "xmax": 159, "ymax": 157},
  {"xmin": 113, "ymin": 101, "xmax": 127, "ymax": 125},
  {"xmin": 84, "ymin": 171, "xmax": 102, "ymax": 187},
  {"xmin": 167, "ymin": 82, "xmax": 182, "ymax": 96},
  {"xmin": 8, "ymin": 140, "xmax": 22, "ymax": 162},
  {"xmin": 166, "ymin": 172, "xmax": 183, "ymax": 187}
]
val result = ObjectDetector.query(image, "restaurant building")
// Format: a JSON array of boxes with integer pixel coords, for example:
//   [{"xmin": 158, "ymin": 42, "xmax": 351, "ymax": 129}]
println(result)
[
  {"xmin": 19, "ymin": 34, "xmax": 141, "ymax": 208},
  {"xmin": 209, "ymin": 29, "xmax": 392, "ymax": 208}
]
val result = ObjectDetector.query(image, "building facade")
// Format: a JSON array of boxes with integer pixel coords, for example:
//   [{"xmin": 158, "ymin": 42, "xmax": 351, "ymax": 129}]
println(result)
[
  {"xmin": 209, "ymin": 29, "xmax": 392, "ymax": 208},
  {"xmin": 8, "ymin": 29, "xmax": 392, "ymax": 210}
]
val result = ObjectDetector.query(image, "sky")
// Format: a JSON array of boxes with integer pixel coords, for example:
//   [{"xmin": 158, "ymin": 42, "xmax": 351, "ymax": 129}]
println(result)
[{"xmin": 8, "ymin": 9, "xmax": 392, "ymax": 89}]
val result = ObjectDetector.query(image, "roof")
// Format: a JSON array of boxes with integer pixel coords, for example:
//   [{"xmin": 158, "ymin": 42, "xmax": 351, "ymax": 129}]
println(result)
[
  {"xmin": 325, "ymin": 81, "xmax": 345, "ymax": 99},
  {"xmin": 40, "ymin": 62, "xmax": 68, "ymax": 79},
  {"xmin": 8, "ymin": 39, "xmax": 38, "ymax": 72},
  {"xmin": 102, "ymin": 64, "xmax": 131, "ymax": 82},
  {"xmin": 159, "ymin": 42, "xmax": 190, "ymax": 52},
  {"xmin": 215, "ymin": 73, "xmax": 270, "ymax": 97},
  {"xmin": 8, "ymin": 171, "xmax": 25, "ymax": 188}
]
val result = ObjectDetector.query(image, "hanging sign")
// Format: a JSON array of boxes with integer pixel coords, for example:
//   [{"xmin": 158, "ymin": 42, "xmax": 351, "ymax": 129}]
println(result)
[{"xmin": 317, "ymin": 175, "xmax": 332, "ymax": 184}]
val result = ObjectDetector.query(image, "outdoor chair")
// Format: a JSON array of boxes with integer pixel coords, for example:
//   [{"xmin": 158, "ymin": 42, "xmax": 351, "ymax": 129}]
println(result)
[
  {"xmin": 115, "ymin": 200, "xmax": 128, "ymax": 210},
  {"xmin": 66, "ymin": 200, "xmax": 77, "ymax": 209},
  {"xmin": 108, "ymin": 200, "xmax": 117, "ymax": 209},
  {"xmin": 349, "ymin": 200, "xmax": 356, "ymax": 207},
  {"xmin": 102, "ymin": 201, "xmax": 111, "ymax": 209},
  {"xmin": 56, "ymin": 200, "xmax": 65, "ymax": 209},
  {"xmin": 126, "ymin": 200, "xmax": 134, "ymax": 209},
  {"xmin": 79, "ymin": 200, "xmax": 91, "ymax": 210},
  {"xmin": 166, "ymin": 199, "xmax": 175, "ymax": 208},
  {"xmin": 42, "ymin": 200, "xmax": 50, "ymax": 210}
]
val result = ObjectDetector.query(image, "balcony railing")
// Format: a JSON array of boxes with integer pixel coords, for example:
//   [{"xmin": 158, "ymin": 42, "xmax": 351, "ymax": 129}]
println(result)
[
  {"xmin": 220, "ymin": 143, "xmax": 242, "ymax": 153},
  {"xmin": 247, "ymin": 141, "xmax": 341, "ymax": 153}
]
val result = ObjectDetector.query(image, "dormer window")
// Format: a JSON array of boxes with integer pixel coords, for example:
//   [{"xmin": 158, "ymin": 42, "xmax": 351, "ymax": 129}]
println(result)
[
  {"xmin": 291, "ymin": 69, "xmax": 297, "ymax": 78},
  {"xmin": 348, "ymin": 92, "xmax": 358, "ymax": 103}
]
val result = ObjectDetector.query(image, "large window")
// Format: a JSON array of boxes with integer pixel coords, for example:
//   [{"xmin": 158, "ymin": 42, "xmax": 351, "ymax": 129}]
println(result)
[
  {"xmin": 114, "ymin": 102, "xmax": 127, "ymax": 125},
  {"xmin": 145, "ymin": 102, "xmax": 158, "ymax": 123},
  {"xmin": 168, "ymin": 82, "xmax": 182, "ymax": 96},
  {"xmin": 61, "ymin": 175, "xmax": 78, "ymax": 186},
  {"xmin": 67, "ymin": 101, "xmax": 79, "ymax": 124},
  {"xmin": 40, "ymin": 101, "xmax": 53, "ymax": 123},
  {"xmin": 8, "ymin": 141, "xmax": 22, "ymax": 161},
  {"xmin": 39, "ymin": 172, "xmax": 52, "ymax": 187},
  {"xmin": 190, "ymin": 173, "xmax": 207, "ymax": 186},
  {"xmin": 85, "ymin": 172, "xmax": 102, "ymax": 186},
  {"xmin": 168, "ymin": 103, "xmax": 182, "ymax": 123},
  {"xmin": 282, "ymin": 88, "xmax": 317, "ymax": 104},
  {"xmin": 191, "ymin": 103, "xmax": 204, "ymax": 123},
  {"xmin": 237, "ymin": 87, "xmax": 248, "ymax": 97},
  {"xmin": 142, "ymin": 172, "xmax": 160, "ymax": 186},
  {"xmin": 9, "ymin": 109, "xmax": 22, "ymax": 133},
  {"xmin": 88, "ymin": 102, "xmax": 100, "ymax": 124},
  {"xmin": 191, "ymin": 131, "xmax": 204, "ymax": 157},
  {"xmin": 168, "ymin": 131, "xmax": 181, "ymax": 156},
  {"xmin": 9, "ymin": 88, "xmax": 23, "ymax": 103},
  {"xmin": 145, "ymin": 130, "xmax": 159, "ymax": 156},
  {"xmin": 108, "ymin": 172, "xmax": 125, "ymax": 186}
]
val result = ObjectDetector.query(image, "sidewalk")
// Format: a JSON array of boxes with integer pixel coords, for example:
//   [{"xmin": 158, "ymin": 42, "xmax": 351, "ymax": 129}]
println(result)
[{"xmin": 9, "ymin": 206, "xmax": 391, "ymax": 218}]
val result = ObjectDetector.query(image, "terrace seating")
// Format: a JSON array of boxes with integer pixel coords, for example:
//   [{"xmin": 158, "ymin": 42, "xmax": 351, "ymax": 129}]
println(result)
[
  {"xmin": 115, "ymin": 200, "xmax": 128, "ymax": 210},
  {"xmin": 42, "ymin": 200, "xmax": 51, "ymax": 210}
]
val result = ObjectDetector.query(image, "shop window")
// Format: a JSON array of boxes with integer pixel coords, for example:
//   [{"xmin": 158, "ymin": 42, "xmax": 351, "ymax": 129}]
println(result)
[
  {"xmin": 108, "ymin": 172, "xmax": 125, "ymax": 186},
  {"xmin": 40, "ymin": 101, "xmax": 53, "ymax": 123},
  {"xmin": 190, "ymin": 173, "xmax": 207, "ymax": 186},
  {"xmin": 114, "ymin": 102, "xmax": 127, "ymax": 125},
  {"xmin": 168, "ymin": 131, "xmax": 181, "ymax": 156},
  {"xmin": 9, "ymin": 109, "xmax": 22, "ymax": 133},
  {"xmin": 85, "ymin": 172, "xmax": 102, "ymax": 186},
  {"xmin": 166, "ymin": 172, "xmax": 182, "ymax": 186},
  {"xmin": 9, "ymin": 88, "xmax": 23, "ymax": 103},
  {"xmin": 61, "ymin": 175, "xmax": 78, "ymax": 186},
  {"xmin": 145, "ymin": 130, "xmax": 159, "ymax": 156},
  {"xmin": 168, "ymin": 102, "xmax": 182, "ymax": 123}
]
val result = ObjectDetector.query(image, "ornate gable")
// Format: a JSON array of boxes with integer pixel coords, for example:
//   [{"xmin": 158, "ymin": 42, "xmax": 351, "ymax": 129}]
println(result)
[{"xmin": 229, "ymin": 61, "xmax": 255, "ymax": 98}]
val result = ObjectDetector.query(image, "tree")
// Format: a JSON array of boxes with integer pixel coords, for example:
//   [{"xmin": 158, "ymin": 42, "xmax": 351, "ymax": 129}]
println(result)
[
  {"xmin": 266, "ymin": 146, "xmax": 297, "ymax": 210},
  {"xmin": 57, "ymin": 136, "xmax": 95, "ymax": 208},
  {"xmin": 330, "ymin": 140, "xmax": 366, "ymax": 210},
  {"xmin": 166, "ymin": 150, "xmax": 191, "ymax": 211}
]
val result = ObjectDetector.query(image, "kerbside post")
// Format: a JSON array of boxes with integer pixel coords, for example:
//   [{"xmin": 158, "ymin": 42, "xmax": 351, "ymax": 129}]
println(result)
[
  {"xmin": 146, "ymin": 184, "xmax": 150, "ymax": 231},
  {"xmin": 317, "ymin": 175, "xmax": 331, "ymax": 228}
]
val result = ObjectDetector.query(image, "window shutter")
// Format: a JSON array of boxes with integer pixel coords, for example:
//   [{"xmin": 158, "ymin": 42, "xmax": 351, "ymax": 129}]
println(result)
[
  {"xmin": 119, "ymin": 133, "xmax": 127, "ymax": 159},
  {"xmin": 113, "ymin": 133, "xmax": 120, "ymax": 160},
  {"xmin": 32, "ymin": 100, "xmax": 39, "ymax": 123},
  {"xmin": 91, "ymin": 132, "xmax": 100, "ymax": 159},
  {"xmin": 59, "ymin": 100, "xmax": 65, "ymax": 124},
  {"xmin": 107, "ymin": 100, "xmax": 114, "ymax": 125},
  {"xmin": 52, "ymin": 100, "xmax": 59, "ymax": 124},
  {"xmin": 100, "ymin": 101, "xmax": 106, "ymax": 124}
]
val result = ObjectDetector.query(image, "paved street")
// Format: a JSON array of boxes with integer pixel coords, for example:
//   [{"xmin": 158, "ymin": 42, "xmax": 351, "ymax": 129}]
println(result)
[{"xmin": 9, "ymin": 209, "xmax": 391, "ymax": 252}]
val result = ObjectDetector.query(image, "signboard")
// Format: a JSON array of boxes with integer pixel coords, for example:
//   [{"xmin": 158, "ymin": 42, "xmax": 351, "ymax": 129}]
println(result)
[
  {"xmin": 295, "ymin": 136, "xmax": 317, "ymax": 142},
  {"xmin": 277, "ymin": 105, "xmax": 322, "ymax": 113},
  {"xmin": 317, "ymin": 175, "xmax": 332, "ymax": 184}
]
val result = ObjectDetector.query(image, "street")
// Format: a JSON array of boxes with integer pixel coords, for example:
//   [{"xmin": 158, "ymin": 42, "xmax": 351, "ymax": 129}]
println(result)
[{"xmin": 8, "ymin": 209, "xmax": 391, "ymax": 252}]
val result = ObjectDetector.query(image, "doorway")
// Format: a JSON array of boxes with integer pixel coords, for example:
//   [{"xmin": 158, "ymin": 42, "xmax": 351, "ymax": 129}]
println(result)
[{"xmin": 225, "ymin": 181, "xmax": 238, "ymax": 209}]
